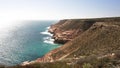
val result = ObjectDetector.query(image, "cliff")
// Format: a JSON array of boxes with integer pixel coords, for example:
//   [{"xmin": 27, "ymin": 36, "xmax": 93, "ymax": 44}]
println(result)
[
  {"xmin": 36, "ymin": 17, "xmax": 120, "ymax": 62},
  {"xmin": 48, "ymin": 19, "xmax": 95, "ymax": 44},
  {"xmin": 7, "ymin": 17, "xmax": 120, "ymax": 68}
]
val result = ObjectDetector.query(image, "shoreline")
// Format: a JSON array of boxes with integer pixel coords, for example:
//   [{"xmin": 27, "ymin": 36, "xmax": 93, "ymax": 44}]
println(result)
[
  {"xmin": 20, "ymin": 17, "xmax": 120, "ymax": 67},
  {"xmin": 21, "ymin": 26, "xmax": 61, "ymax": 65}
]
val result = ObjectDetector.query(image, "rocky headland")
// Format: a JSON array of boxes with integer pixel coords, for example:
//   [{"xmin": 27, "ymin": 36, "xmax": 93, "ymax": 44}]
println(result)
[
  {"xmin": 48, "ymin": 19, "xmax": 95, "ymax": 44},
  {"xmin": 7, "ymin": 17, "xmax": 120, "ymax": 68}
]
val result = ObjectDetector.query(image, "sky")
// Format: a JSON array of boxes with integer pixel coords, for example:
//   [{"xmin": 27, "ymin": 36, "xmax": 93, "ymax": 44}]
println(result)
[{"xmin": 0, "ymin": 0, "xmax": 120, "ymax": 20}]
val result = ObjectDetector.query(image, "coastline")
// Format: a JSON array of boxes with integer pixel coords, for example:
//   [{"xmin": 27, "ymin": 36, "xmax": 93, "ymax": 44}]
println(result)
[
  {"xmin": 21, "ymin": 17, "xmax": 120, "ymax": 67},
  {"xmin": 21, "ymin": 26, "xmax": 61, "ymax": 65}
]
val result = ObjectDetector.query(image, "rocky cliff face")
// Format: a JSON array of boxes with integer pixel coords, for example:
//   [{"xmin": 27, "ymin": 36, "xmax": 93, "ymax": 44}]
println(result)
[
  {"xmin": 19, "ymin": 17, "xmax": 120, "ymax": 68},
  {"xmin": 38, "ymin": 17, "xmax": 120, "ymax": 62},
  {"xmin": 48, "ymin": 19, "xmax": 95, "ymax": 44}
]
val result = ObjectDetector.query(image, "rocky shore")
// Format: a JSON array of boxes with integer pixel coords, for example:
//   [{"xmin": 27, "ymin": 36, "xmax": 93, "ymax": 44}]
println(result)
[
  {"xmin": 48, "ymin": 27, "xmax": 81, "ymax": 44},
  {"xmin": 18, "ymin": 17, "xmax": 120, "ymax": 68},
  {"xmin": 48, "ymin": 19, "xmax": 90, "ymax": 44}
]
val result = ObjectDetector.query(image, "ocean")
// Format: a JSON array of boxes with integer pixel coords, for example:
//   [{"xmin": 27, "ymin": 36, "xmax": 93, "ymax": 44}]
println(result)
[{"xmin": 0, "ymin": 20, "xmax": 60, "ymax": 66}]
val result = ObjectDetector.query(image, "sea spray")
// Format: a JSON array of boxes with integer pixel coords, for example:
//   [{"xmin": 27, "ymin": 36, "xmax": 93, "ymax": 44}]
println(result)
[{"xmin": 40, "ymin": 26, "xmax": 55, "ymax": 44}]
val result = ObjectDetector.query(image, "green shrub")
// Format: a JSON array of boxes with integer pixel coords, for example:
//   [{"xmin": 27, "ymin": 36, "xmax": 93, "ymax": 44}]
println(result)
[{"xmin": 82, "ymin": 63, "xmax": 93, "ymax": 68}]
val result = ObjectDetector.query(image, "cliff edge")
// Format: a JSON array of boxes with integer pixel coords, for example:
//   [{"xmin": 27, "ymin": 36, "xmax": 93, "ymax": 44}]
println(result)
[{"xmin": 8, "ymin": 17, "xmax": 120, "ymax": 68}]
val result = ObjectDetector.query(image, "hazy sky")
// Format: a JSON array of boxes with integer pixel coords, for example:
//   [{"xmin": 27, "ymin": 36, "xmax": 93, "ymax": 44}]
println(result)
[{"xmin": 0, "ymin": 0, "xmax": 120, "ymax": 20}]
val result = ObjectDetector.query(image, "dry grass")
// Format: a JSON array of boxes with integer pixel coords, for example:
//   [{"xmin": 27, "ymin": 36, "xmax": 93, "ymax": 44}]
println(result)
[{"xmin": 3, "ymin": 17, "xmax": 120, "ymax": 68}]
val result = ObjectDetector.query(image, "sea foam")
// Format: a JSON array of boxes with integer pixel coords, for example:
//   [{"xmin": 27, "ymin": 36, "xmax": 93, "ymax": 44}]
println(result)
[{"xmin": 40, "ymin": 27, "xmax": 55, "ymax": 44}]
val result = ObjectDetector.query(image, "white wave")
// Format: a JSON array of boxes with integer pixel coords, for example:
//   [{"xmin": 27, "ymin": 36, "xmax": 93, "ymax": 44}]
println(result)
[
  {"xmin": 40, "ymin": 27, "xmax": 53, "ymax": 36},
  {"xmin": 40, "ymin": 31, "xmax": 53, "ymax": 36},
  {"xmin": 46, "ymin": 26, "xmax": 50, "ymax": 29},
  {"xmin": 43, "ymin": 37, "xmax": 55, "ymax": 44},
  {"xmin": 40, "ymin": 26, "xmax": 55, "ymax": 44}
]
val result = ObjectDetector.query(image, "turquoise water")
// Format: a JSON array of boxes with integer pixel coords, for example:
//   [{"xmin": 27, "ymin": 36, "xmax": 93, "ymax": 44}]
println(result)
[{"xmin": 0, "ymin": 21, "xmax": 60, "ymax": 66}]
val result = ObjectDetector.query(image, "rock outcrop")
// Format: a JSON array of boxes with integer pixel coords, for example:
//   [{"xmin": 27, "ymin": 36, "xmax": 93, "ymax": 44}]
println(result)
[
  {"xmin": 37, "ymin": 17, "xmax": 120, "ymax": 62},
  {"xmin": 18, "ymin": 17, "xmax": 120, "ymax": 68},
  {"xmin": 48, "ymin": 19, "xmax": 95, "ymax": 44}
]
